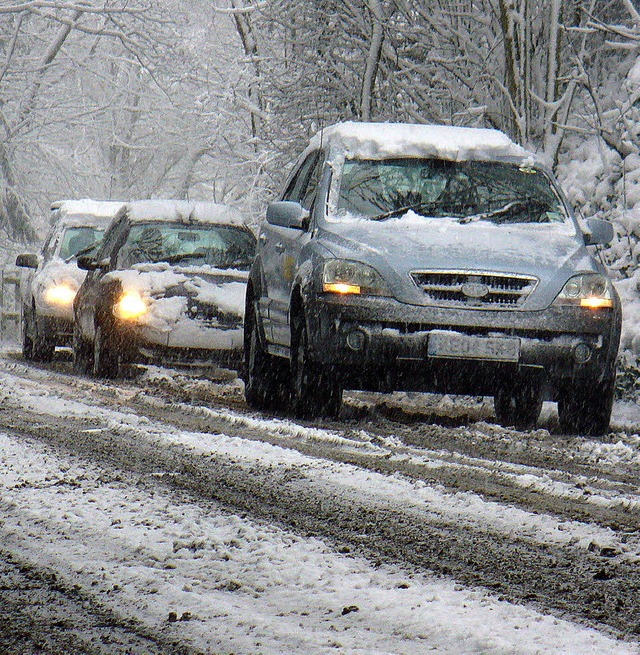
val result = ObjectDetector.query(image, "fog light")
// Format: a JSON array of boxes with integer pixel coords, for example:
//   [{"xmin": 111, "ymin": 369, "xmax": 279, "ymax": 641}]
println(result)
[
  {"xmin": 346, "ymin": 329, "xmax": 366, "ymax": 351},
  {"xmin": 574, "ymin": 343, "xmax": 592, "ymax": 364}
]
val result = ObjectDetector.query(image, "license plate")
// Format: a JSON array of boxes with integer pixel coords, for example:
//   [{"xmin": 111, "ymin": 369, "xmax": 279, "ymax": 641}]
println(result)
[{"xmin": 427, "ymin": 330, "xmax": 520, "ymax": 362}]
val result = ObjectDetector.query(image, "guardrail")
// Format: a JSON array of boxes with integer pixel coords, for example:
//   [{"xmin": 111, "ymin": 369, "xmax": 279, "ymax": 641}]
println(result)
[{"xmin": 1, "ymin": 266, "xmax": 21, "ymax": 342}]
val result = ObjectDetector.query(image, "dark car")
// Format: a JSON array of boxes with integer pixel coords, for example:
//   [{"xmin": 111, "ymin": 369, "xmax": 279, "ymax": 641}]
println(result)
[
  {"xmin": 243, "ymin": 122, "xmax": 621, "ymax": 435},
  {"xmin": 73, "ymin": 200, "xmax": 255, "ymax": 377},
  {"xmin": 16, "ymin": 200, "xmax": 124, "ymax": 361}
]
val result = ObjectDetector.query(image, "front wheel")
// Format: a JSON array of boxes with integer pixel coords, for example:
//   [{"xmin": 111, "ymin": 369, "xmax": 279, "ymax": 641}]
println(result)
[
  {"xmin": 21, "ymin": 311, "xmax": 34, "ymax": 360},
  {"xmin": 289, "ymin": 311, "xmax": 342, "ymax": 419},
  {"xmin": 72, "ymin": 322, "xmax": 93, "ymax": 374},
  {"xmin": 494, "ymin": 380, "xmax": 543, "ymax": 430},
  {"xmin": 243, "ymin": 306, "xmax": 288, "ymax": 411},
  {"xmin": 92, "ymin": 323, "xmax": 121, "ymax": 378},
  {"xmin": 25, "ymin": 304, "xmax": 54, "ymax": 362},
  {"xmin": 557, "ymin": 375, "xmax": 615, "ymax": 437}
]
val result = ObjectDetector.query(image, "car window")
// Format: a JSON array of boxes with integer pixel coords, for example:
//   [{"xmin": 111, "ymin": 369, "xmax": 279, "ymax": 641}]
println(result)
[
  {"xmin": 300, "ymin": 153, "xmax": 325, "ymax": 212},
  {"xmin": 59, "ymin": 227, "xmax": 105, "ymax": 260},
  {"xmin": 335, "ymin": 158, "xmax": 568, "ymax": 224},
  {"xmin": 117, "ymin": 222, "xmax": 256, "ymax": 270},
  {"xmin": 41, "ymin": 228, "xmax": 60, "ymax": 261},
  {"xmin": 282, "ymin": 151, "xmax": 322, "ymax": 209}
]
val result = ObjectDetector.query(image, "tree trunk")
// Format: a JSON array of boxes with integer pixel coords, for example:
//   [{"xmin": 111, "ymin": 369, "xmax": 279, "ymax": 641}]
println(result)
[{"xmin": 360, "ymin": 0, "xmax": 384, "ymax": 121}]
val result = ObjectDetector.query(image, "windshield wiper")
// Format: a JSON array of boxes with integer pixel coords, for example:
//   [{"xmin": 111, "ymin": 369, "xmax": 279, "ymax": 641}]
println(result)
[
  {"xmin": 65, "ymin": 244, "xmax": 96, "ymax": 263},
  {"xmin": 458, "ymin": 199, "xmax": 531, "ymax": 224},
  {"xmin": 369, "ymin": 201, "xmax": 438, "ymax": 222},
  {"xmin": 164, "ymin": 252, "xmax": 206, "ymax": 264}
]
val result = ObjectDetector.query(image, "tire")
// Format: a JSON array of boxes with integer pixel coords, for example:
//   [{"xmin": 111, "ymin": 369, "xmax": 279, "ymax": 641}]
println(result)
[
  {"xmin": 289, "ymin": 311, "xmax": 342, "ymax": 419},
  {"xmin": 29, "ymin": 306, "xmax": 54, "ymax": 362},
  {"xmin": 72, "ymin": 322, "xmax": 93, "ymax": 374},
  {"xmin": 557, "ymin": 375, "xmax": 615, "ymax": 437},
  {"xmin": 92, "ymin": 323, "xmax": 121, "ymax": 379},
  {"xmin": 244, "ymin": 307, "xmax": 288, "ymax": 411},
  {"xmin": 494, "ymin": 379, "xmax": 543, "ymax": 430},
  {"xmin": 21, "ymin": 311, "xmax": 34, "ymax": 360}
]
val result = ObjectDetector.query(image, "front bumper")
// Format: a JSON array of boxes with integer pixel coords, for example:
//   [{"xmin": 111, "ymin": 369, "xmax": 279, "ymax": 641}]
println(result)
[
  {"xmin": 306, "ymin": 294, "xmax": 621, "ymax": 396},
  {"xmin": 36, "ymin": 314, "xmax": 74, "ymax": 345},
  {"xmin": 117, "ymin": 322, "xmax": 244, "ymax": 368}
]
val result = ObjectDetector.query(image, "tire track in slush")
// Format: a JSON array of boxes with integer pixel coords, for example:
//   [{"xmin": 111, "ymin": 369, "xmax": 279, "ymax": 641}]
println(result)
[{"xmin": 0, "ymin": 355, "xmax": 640, "ymax": 639}]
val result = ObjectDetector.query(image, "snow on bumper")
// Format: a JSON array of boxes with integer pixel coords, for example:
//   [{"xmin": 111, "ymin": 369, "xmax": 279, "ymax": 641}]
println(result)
[
  {"xmin": 125, "ymin": 322, "xmax": 243, "ymax": 352},
  {"xmin": 306, "ymin": 294, "xmax": 620, "ymax": 392}
]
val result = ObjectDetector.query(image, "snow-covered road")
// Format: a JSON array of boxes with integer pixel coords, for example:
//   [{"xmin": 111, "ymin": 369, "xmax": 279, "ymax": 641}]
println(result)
[{"xmin": 0, "ymin": 348, "xmax": 639, "ymax": 654}]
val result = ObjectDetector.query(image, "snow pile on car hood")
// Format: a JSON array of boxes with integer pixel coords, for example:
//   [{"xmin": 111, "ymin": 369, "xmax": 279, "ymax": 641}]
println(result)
[
  {"xmin": 312, "ymin": 121, "xmax": 531, "ymax": 164},
  {"xmin": 36, "ymin": 259, "xmax": 87, "ymax": 292},
  {"xmin": 106, "ymin": 264, "xmax": 247, "ymax": 335}
]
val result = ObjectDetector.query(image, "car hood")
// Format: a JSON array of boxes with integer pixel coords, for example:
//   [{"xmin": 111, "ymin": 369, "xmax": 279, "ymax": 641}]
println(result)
[
  {"xmin": 34, "ymin": 259, "xmax": 86, "ymax": 290},
  {"xmin": 106, "ymin": 264, "xmax": 248, "ymax": 332},
  {"xmin": 318, "ymin": 214, "xmax": 599, "ymax": 309}
]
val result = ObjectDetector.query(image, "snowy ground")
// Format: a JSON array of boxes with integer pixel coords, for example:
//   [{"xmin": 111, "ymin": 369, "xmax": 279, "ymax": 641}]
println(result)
[{"xmin": 0, "ymin": 351, "xmax": 639, "ymax": 654}]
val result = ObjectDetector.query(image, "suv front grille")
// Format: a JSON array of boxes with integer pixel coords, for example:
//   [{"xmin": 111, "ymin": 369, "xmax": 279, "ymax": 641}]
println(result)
[{"xmin": 410, "ymin": 270, "xmax": 538, "ymax": 308}]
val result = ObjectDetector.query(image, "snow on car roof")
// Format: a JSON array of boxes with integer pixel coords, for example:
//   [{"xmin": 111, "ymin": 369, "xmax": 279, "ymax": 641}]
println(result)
[
  {"xmin": 51, "ymin": 199, "xmax": 125, "ymax": 218},
  {"xmin": 310, "ymin": 121, "xmax": 531, "ymax": 163},
  {"xmin": 124, "ymin": 200, "xmax": 247, "ymax": 226}
]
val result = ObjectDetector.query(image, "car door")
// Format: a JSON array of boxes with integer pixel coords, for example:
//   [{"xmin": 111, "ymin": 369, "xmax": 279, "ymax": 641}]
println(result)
[{"xmin": 260, "ymin": 150, "xmax": 325, "ymax": 348}]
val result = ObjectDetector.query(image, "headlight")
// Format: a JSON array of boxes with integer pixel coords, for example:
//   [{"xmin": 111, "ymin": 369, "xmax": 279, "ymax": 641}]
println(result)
[
  {"xmin": 43, "ymin": 283, "xmax": 76, "ymax": 306},
  {"xmin": 113, "ymin": 290, "xmax": 147, "ymax": 320},
  {"xmin": 322, "ymin": 259, "xmax": 390, "ymax": 296},
  {"xmin": 554, "ymin": 273, "xmax": 613, "ymax": 309}
]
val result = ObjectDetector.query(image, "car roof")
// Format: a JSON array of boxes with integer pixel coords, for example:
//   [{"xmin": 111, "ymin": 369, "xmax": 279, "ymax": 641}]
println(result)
[
  {"xmin": 123, "ymin": 200, "xmax": 247, "ymax": 227},
  {"xmin": 55, "ymin": 212, "xmax": 115, "ymax": 229},
  {"xmin": 307, "ymin": 121, "xmax": 533, "ymax": 165}
]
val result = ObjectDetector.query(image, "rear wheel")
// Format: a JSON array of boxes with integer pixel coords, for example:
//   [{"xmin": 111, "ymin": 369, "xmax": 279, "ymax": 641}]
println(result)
[
  {"xmin": 494, "ymin": 379, "xmax": 543, "ymax": 430},
  {"xmin": 244, "ymin": 306, "xmax": 288, "ymax": 411},
  {"xmin": 289, "ymin": 311, "xmax": 342, "ymax": 419},
  {"xmin": 92, "ymin": 323, "xmax": 121, "ymax": 378},
  {"xmin": 557, "ymin": 375, "xmax": 615, "ymax": 437}
]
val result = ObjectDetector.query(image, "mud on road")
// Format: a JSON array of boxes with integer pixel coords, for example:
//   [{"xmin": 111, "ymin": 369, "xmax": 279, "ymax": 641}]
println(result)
[{"xmin": 0, "ymin": 350, "xmax": 639, "ymax": 652}]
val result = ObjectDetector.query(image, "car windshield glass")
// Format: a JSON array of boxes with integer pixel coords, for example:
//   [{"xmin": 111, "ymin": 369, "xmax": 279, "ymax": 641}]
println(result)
[
  {"xmin": 59, "ymin": 226, "xmax": 105, "ymax": 260},
  {"xmin": 335, "ymin": 158, "xmax": 567, "ymax": 224},
  {"xmin": 120, "ymin": 222, "xmax": 255, "ymax": 270}
]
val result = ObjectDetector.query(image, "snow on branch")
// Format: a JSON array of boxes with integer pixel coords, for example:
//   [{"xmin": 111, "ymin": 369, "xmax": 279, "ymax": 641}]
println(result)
[
  {"xmin": 0, "ymin": 1, "xmax": 148, "ymax": 15},
  {"xmin": 210, "ymin": 1, "xmax": 267, "ymax": 15}
]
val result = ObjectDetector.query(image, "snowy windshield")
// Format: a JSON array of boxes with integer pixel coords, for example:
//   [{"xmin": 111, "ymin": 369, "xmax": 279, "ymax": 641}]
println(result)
[
  {"xmin": 59, "ymin": 226, "xmax": 105, "ymax": 260},
  {"xmin": 118, "ymin": 222, "xmax": 255, "ymax": 270},
  {"xmin": 335, "ymin": 158, "xmax": 568, "ymax": 224}
]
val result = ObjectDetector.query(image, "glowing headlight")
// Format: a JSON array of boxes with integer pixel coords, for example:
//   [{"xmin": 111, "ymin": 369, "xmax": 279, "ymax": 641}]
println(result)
[
  {"xmin": 555, "ymin": 274, "xmax": 613, "ymax": 309},
  {"xmin": 322, "ymin": 259, "xmax": 390, "ymax": 296},
  {"xmin": 113, "ymin": 290, "xmax": 147, "ymax": 320},
  {"xmin": 43, "ymin": 283, "xmax": 76, "ymax": 306}
]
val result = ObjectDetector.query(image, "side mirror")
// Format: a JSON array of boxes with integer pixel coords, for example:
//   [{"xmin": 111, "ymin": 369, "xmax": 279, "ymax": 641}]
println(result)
[
  {"xmin": 583, "ymin": 218, "xmax": 614, "ymax": 246},
  {"xmin": 15, "ymin": 253, "xmax": 38, "ymax": 269},
  {"xmin": 266, "ymin": 201, "xmax": 309, "ymax": 230},
  {"xmin": 76, "ymin": 254, "xmax": 102, "ymax": 271}
]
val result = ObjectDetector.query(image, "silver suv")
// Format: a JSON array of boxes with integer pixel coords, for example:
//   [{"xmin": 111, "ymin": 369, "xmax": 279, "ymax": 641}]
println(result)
[{"xmin": 244, "ymin": 122, "xmax": 621, "ymax": 435}]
